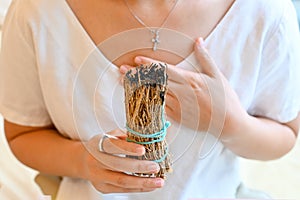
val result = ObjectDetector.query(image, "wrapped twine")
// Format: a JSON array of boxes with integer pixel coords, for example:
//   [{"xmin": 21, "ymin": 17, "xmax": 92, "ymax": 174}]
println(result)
[{"xmin": 124, "ymin": 63, "xmax": 172, "ymax": 179}]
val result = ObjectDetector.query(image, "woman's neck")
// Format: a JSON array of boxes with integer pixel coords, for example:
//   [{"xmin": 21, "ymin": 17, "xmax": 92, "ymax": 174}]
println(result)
[
  {"xmin": 124, "ymin": 0, "xmax": 178, "ymax": 11},
  {"xmin": 127, "ymin": 0, "xmax": 176, "ymax": 6},
  {"xmin": 123, "ymin": 0, "xmax": 179, "ymax": 27}
]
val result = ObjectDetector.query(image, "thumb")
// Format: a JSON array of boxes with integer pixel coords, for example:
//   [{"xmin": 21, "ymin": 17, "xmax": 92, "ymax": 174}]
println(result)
[
  {"xmin": 119, "ymin": 64, "xmax": 135, "ymax": 74},
  {"xmin": 134, "ymin": 56, "xmax": 163, "ymax": 66},
  {"xmin": 194, "ymin": 37, "xmax": 220, "ymax": 78}
]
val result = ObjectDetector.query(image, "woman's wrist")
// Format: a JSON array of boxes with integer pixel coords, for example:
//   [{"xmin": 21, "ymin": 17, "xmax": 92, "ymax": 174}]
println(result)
[
  {"xmin": 220, "ymin": 109, "xmax": 252, "ymax": 143},
  {"xmin": 69, "ymin": 140, "xmax": 89, "ymax": 180},
  {"xmin": 220, "ymin": 112, "xmax": 257, "ymax": 158}
]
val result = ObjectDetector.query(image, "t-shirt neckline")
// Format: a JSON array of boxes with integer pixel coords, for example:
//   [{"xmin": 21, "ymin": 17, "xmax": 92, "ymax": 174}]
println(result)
[{"xmin": 62, "ymin": 0, "xmax": 238, "ymax": 68}]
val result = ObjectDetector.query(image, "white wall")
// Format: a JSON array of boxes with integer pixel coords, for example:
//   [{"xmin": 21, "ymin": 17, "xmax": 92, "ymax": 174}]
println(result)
[
  {"xmin": 240, "ymin": 138, "xmax": 300, "ymax": 199},
  {"xmin": 0, "ymin": 0, "xmax": 11, "ymax": 26}
]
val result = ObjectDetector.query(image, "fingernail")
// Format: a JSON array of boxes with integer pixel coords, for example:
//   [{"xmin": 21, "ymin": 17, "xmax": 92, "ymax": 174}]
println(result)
[
  {"xmin": 134, "ymin": 56, "xmax": 142, "ymax": 63},
  {"xmin": 154, "ymin": 179, "xmax": 164, "ymax": 187},
  {"xmin": 119, "ymin": 65, "xmax": 128, "ymax": 74},
  {"xmin": 136, "ymin": 146, "xmax": 145, "ymax": 155},
  {"xmin": 147, "ymin": 163, "xmax": 160, "ymax": 172},
  {"xmin": 196, "ymin": 37, "xmax": 205, "ymax": 48}
]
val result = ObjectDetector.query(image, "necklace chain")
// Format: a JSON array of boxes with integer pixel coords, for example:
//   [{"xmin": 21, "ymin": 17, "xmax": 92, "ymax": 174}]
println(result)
[{"xmin": 124, "ymin": 0, "xmax": 179, "ymax": 51}]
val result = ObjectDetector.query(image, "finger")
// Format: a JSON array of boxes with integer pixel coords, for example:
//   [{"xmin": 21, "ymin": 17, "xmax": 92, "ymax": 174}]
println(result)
[
  {"xmin": 88, "ymin": 133, "xmax": 144, "ymax": 157},
  {"xmin": 102, "ymin": 137, "xmax": 145, "ymax": 156},
  {"xmin": 104, "ymin": 171, "xmax": 164, "ymax": 189},
  {"xmin": 165, "ymin": 105, "xmax": 181, "ymax": 124},
  {"xmin": 166, "ymin": 93, "xmax": 179, "ymax": 111},
  {"xmin": 119, "ymin": 64, "xmax": 134, "ymax": 74},
  {"xmin": 167, "ymin": 64, "xmax": 192, "ymax": 84},
  {"xmin": 99, "ymin": 183, "xmax": 156, "ymax": 194},
  {"xmin": 167, "ymin": 89, "xmax": 176, "ymax": 98},
  {"xmin": 108, "ymin": 129, "xmax": 127, "ymax": 137},
  {"xmin": 102, "ymin": 129, "xmax": 145, "ymax": 156},
  {"xmin": 98, "ymin": 153, "xmax": 160, "ymax": 174},
  {"xmin": 165, "ymin": 105, "xmax": 175, "ymax": 115},
  {"xmin": 134, "ymin": 56, "xmax": 163, "ymax": 66},
  {"xmin": 166, "ymin": 92, "xmax": 181, "ymax": 120},
  {"xmin": 107, "ymin": 129, "xmax": 128, "ymax": 140},
  {"xmin": 167, "ymin": 73, "xmax": 202, "ymax": 104},
  {"xmin": 134, "ymin": 56, "xmax": 190, "ymax": 83},
  {"xmin": 194, "ymin": 37, "xmax": 220, "ymax": 77},
  {"xmin": 134, "ymin": 56, "xmax": 194, "ymax": 85}
]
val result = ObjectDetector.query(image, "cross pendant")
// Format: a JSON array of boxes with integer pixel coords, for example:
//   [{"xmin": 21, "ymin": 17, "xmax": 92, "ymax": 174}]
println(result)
[{"xmin": 151, "ymin": 30, "xmax": 160, "ymax": 51}]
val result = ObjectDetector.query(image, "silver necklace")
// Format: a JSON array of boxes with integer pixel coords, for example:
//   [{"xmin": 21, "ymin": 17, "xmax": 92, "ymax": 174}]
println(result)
[{"xmin": 124, "ymin": 0, "xmax": 179, "ymax": 51}]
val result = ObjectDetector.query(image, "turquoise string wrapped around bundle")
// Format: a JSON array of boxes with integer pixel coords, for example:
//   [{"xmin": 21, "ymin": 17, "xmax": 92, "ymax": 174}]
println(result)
[{"xmin": 124, "ymin": 63, "xmax": 172, "ymax": 179}]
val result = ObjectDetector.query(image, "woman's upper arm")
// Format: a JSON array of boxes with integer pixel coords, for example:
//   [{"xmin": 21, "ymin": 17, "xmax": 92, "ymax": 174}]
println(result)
[
  {"xmin": 4, "ymin": 120, "xmax": 54, "ymax": 143},
  {"xmin": 284, "ymin": 112, "xmax": 300, "ymax": 137}
]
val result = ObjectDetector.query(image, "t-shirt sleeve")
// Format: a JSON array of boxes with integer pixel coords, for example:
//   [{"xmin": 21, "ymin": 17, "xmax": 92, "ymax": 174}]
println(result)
[
  {"xmin": 0, "ymin": 2, "xmax": 52, "ymax": 126},
  {"xmin": 248, "ymin": 1, "xmax": 300, "ymax": 123}
]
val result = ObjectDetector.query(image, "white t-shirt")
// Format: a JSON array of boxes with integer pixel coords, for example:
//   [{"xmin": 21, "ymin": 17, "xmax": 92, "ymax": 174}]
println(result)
[{"xmin": 1, "ymin": 0, "xmax": 300, "ymax": 199}]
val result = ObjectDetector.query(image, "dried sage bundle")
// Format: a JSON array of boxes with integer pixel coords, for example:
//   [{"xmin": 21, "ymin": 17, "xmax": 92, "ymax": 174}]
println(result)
[{"xmin": 124, "ymin": 63, "xmax": 172, "ymax": 179}]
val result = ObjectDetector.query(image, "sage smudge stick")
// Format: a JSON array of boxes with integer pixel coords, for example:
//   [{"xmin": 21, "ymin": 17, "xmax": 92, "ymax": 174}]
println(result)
[{"xmin": 124, "ymin": 63, "xmax": 172, "ymax": 179}]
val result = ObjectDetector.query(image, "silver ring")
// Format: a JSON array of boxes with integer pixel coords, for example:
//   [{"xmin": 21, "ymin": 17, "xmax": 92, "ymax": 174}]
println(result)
[{"xmin": 98, "ymin": 135, "xmax": 109, "ymax": 153}]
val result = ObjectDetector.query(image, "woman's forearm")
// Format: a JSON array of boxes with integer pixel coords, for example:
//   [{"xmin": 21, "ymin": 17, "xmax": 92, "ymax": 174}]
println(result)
[
  {"xmin": 221, "ymin": 114, "xmax": 299, "ymax": 160},
  {"xmin": 5, "ymin": 120, "xmax": 86, "ymax": 179},
  {"xmin": 5, "ymin": 120, "xmax": 165, "ymax": 193}
]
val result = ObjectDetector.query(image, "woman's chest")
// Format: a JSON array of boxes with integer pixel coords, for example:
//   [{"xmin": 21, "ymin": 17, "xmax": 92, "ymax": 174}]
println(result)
[{"xmin": 66, "ymin": 0, "xmax": 235, "ymax": 67}]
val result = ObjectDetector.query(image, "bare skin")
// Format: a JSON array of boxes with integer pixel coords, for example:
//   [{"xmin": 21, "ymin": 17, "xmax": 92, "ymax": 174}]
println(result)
[
  {"xmin": 66, "ymin": 0, "xmax": 234, "ymax": 66},
  {"xmin": 5, "ymin": 0, "xmax": 299, "ymax": 195}
]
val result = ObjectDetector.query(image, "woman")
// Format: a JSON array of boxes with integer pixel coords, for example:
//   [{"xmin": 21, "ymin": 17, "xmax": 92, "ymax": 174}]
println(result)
[{"xmin": 0, "ymin": 0, "xmax": 300, "ymax": 199}]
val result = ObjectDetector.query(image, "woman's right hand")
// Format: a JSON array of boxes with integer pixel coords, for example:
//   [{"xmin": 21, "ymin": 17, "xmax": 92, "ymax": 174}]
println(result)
[{"xmin": 81, "ymin": 129, "xmax": 164, "ymax": 194}]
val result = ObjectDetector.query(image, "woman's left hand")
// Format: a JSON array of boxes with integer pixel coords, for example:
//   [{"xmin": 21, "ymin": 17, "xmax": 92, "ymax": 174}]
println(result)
[{"xmin": 119, "ymin": 38, "xmax": 249, "ymax": 140}]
